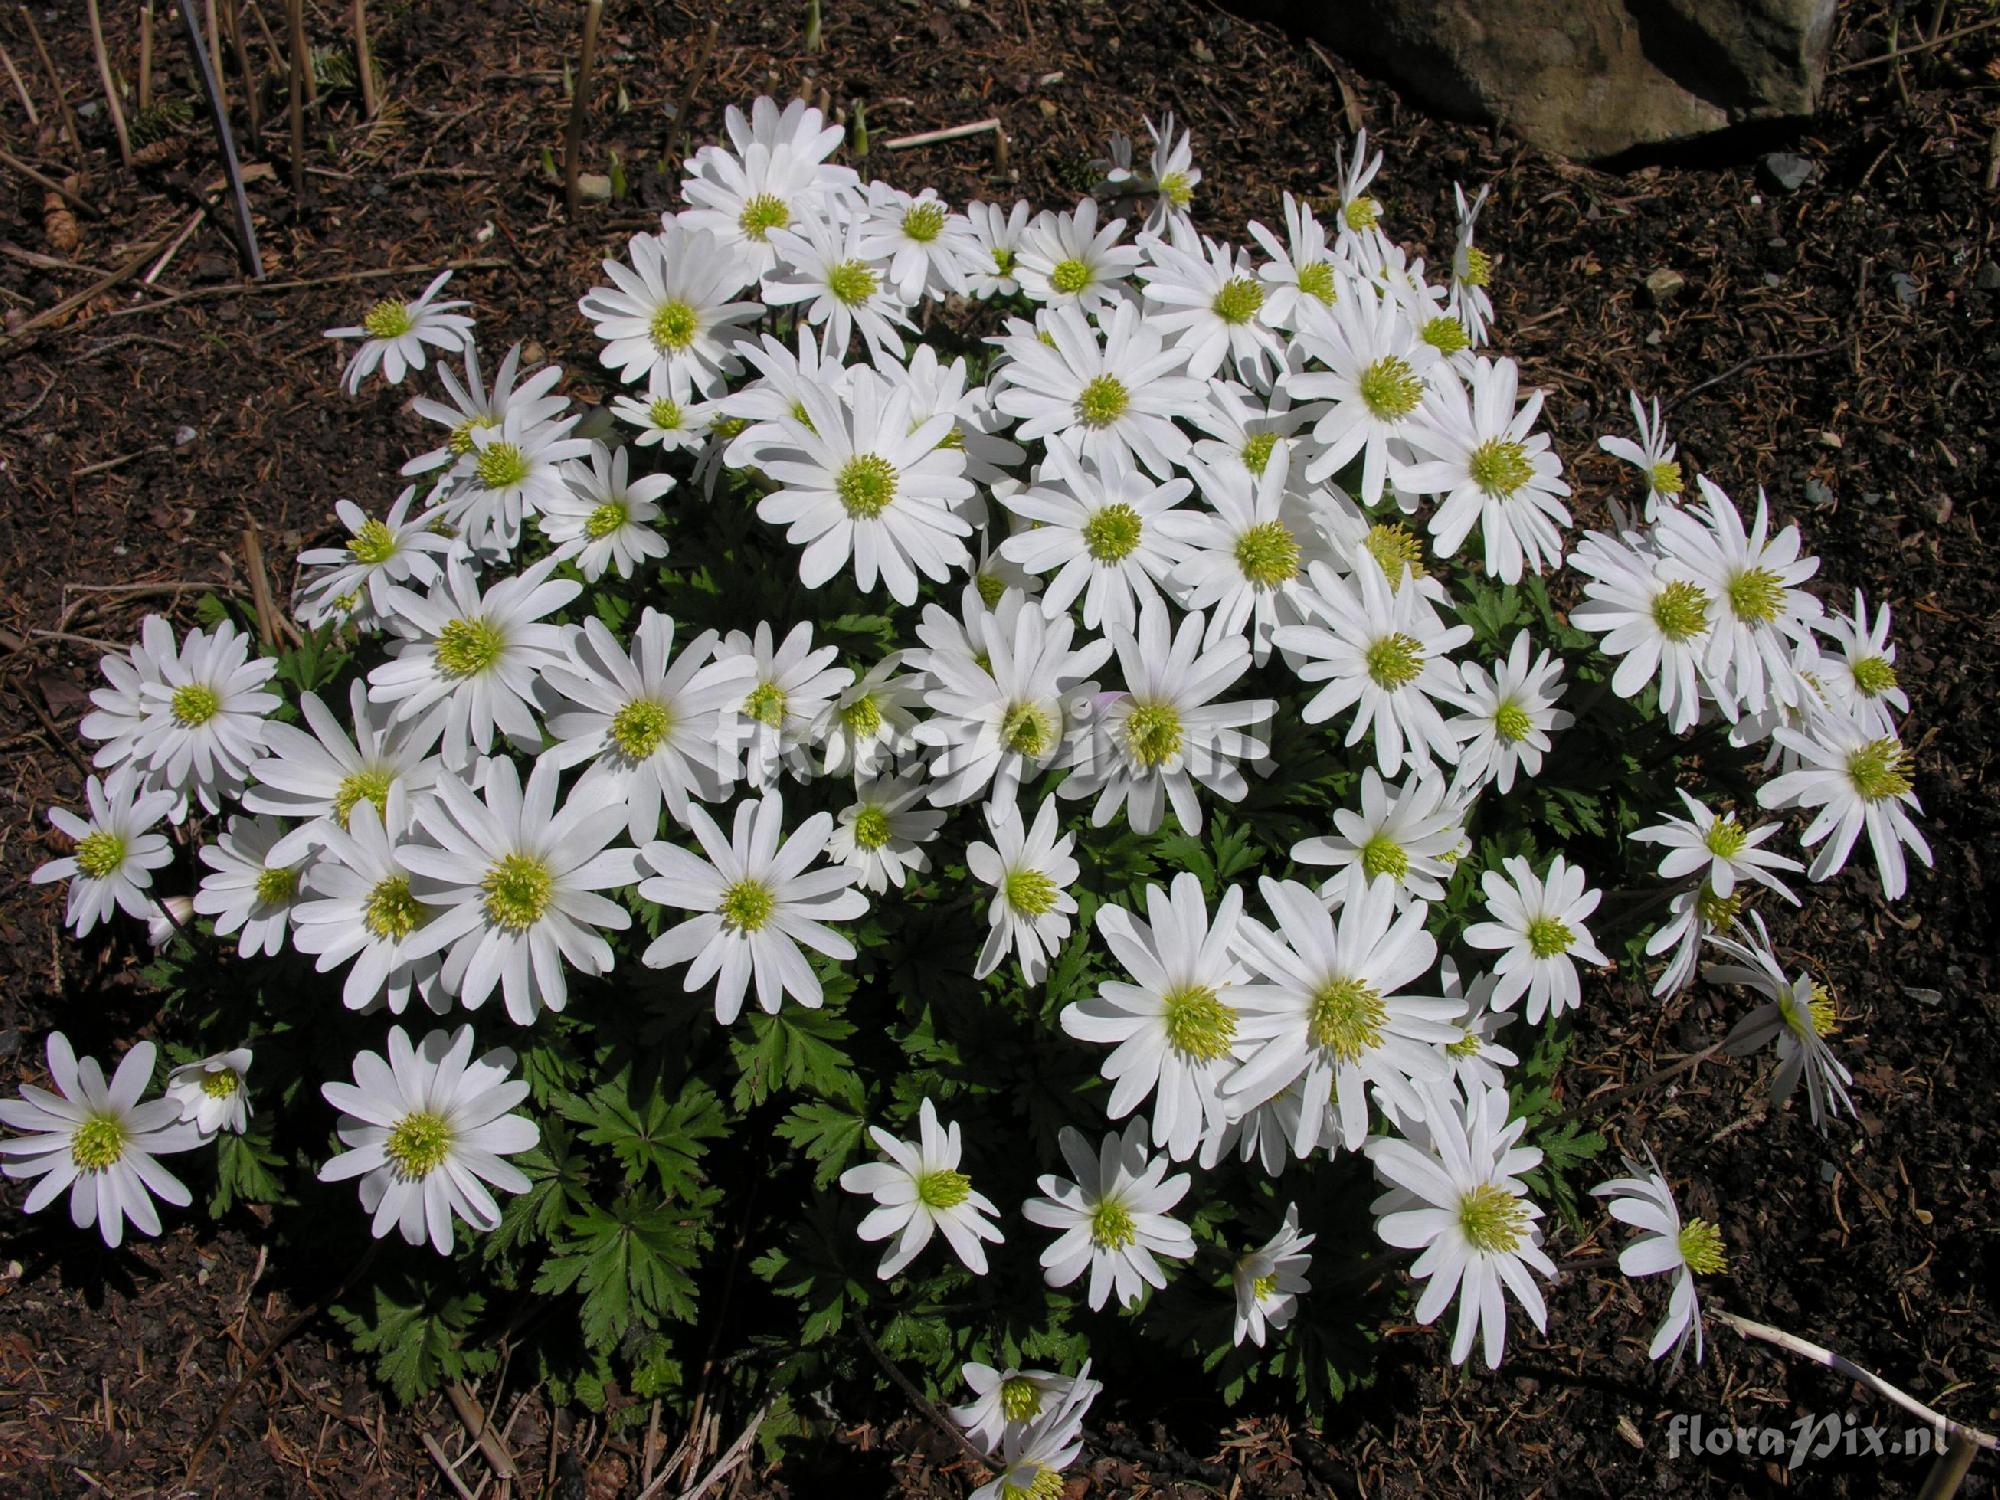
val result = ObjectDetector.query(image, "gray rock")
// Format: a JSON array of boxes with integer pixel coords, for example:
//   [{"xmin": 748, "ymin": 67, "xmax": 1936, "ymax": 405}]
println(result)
[
  {"xmin": 1977, "ymin": 262, "xmax": 2000, "ymax": 291},
  {"xmin": 1762, "ymin": 151, "xmax": 1814, "ymax": 191},
  {"xmin": 1254, "ymin": 0, "xmax": 1837, "ymax": 159},
  {"xmin": 1642, "ymin": 267, "xmax": 1686, "ymax": 303}
]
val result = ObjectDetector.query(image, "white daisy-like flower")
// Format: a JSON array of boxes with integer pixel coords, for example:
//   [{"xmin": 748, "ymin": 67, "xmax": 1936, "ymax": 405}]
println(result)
[
  {"xmin": 993, "ymin": 301, "xmax": 1204, "ymax": 480},
  {"xmin": 1758, "ymin": 705, "xmax": 1929, "ymax": 900},
  {"xmin": 1463, "ymin": 854, "xmax": 1609, "ymax": 1024},
  {"xmin": 579, "ymin": 223, "xmax": 760, "ymax": 393},
  {"xmin": 1707, "ymin": 913, "xmax": 1854, "ymax": 1128},
  {"xmin": 756, "ymin": 366, "xmax": 974, "ymax": 604},
  {"xmin": 369, "ymin": 557, "xmax": 579, "ymax": 773},
  {"xmin": 1290, "ymin": 277, "xmax": 1439, "ymax": 506},
  {"xmin": 962, "ymin": 199, "xmax": 1033, "ymax": 299},
  {"xmin": 950, "ymin": 1361, "xmax": 1101, "ymax": 1458},
  {"xmin": 323, "ymin": 269, "xmax": 475, "ymax": 395},
  {"xmin": 858, "ymin": 182, "xmax": 977, "ymax": 302},
  {"xmin": 294, "ymin": 489, "xmax": 457, "ymax": 632},
  {"xmin": 1291, "ymin": 764, "xmax": 1469, "ymax": 904},
  {"xmin": 637, "ymin": 790, "xmax": 868, "ymax": 1024},
  {"xmin": 538, "ymin": 441, "xmax": 672, "ymax": 581},
  {"xmin": 441, "ymin": 403, "xmax": 594, "ymax": 557},
  {"xmin": 1446, "ymin": 629, "xmax": 1572, "ymax": 794},
  {"xmin": 164, "ymin": 1048, "xmax": 253, "ymax": 1138},
  {"xmin": 1135, "ymin": 224, "xmax": 1284, "ymax": 382},
  {"xmin": 1567, "ymin": 525, "xmax": 1712, "ymax": 735},
  {"xmin": 1172, "ymin": 446, "xmax": 1332, "ymax": 666},
  {"xmin": 1057, "ymin": 597, "xmax": 1275, "ymax": 835},
  {"xmin": 1135, "ymin": 111, "xmax": 1200, "ymax": 233},
  {"xmin": 1061, "ymin": 873, "xmax": 1250, "ymax": 1161},
  {"xmin": 998, "ymin": 439, "xmax": 1201, "ymax": 634},
  {"xmin": 1021, "ymin": 1117, "xmax": 1196, "ymax": 1309},
  {"xmin": 1247, "ymin": 192, "xmax": 1344, "ymax": 332},
  {"xmin": 1598, "ymin": 391, "xmax": 1686, "ymax": 520},
  {"xmin": 1013, "ymin": 197, "xmax": 1142, "ymax": 313},
  {"xmin": 1367, "ymin": 1079, "xmax": 1553, "ymax": 1370},
  {"xmin": 968, "ymin": 1388, "xmax": 1091, "ymax": 1500},
  {"xmin": 1187, "ymin": 370, "xmax": 1326, "ymax": 481},
  {"xmin": 402, "ymin": 340, "xmax": 568, "ymax": 481},
  {"xmin": 317, "ymin": 1024, "xmax": 536, "ymax": 1254},
  {"xmin": 1233, "ymin": 1202, "xmax": 1315, "ymax": 1348},
  {"xmin": 1814, "ymin": 589, "xmax": 1909, "ymax": 737},
  {"xmin": 714, "ymin": 620, "xmax": 854, "ymax": 792},
  {"xmin": 1591, "ymin": 1149, "xmax": 1724, "ymax": 1366},
  {"xmin": 678, "ymin": 96, "xmax": 859, "ymax": 281},
  {"xmin": 541, "ymin": 611, "xmax": 753, "ymax": 846},
  {"xmin": 1398, "ymin": 356, "xmax": 1571, "ymax": 583},
  {"xmin": 1272, "ymin": 553, "xmax": 1473, "ymax": 777},
  {"xmin": 608, "ymin": 361, "xmax": 718, "ymax": 454},
  {"xmin": 718, "ymin": 324, "xmax": 855, "ymax": 468},
  {"xmin": 1655, "ymin": 477, "xmax": 1822, "ymax": 719},
  {"xmin": 194, "ymin": 814, "xmax": 308, "ymax": 959},
  {"xmin": 0, "ymin": 1034, "xmax": 196, "ymax": 1248},
  {"xmin": 814, "ymin": 653, "xmax": 925, "ymax": 780},
  {"xmin": 290, "ymin": 787, "xmax": 444, "ymax": 1015},
  {"xmin": 1448, "ymin": 183, "xmax": 1494, "ymax": 346},
  {"xmin": 1329, "ymin": 127, "xmax": 1388, "ymax": 254},
  {"xmin": 32, "ymin": 766, "xmax": 176, "ymax": 938},
  {"xmin": 967, "ymin": 795, "xmax": 1080, "ymax": 985},
  {"xmin": 763, "ymin": 202, "xmax": 912, "ymax": 361},
  {"xmin": 1437, "ymin": 957, "xmax": 1519, "ymax": 1098},
  {"xmin": 243, "ymin": 679, "xmax": 444, "ymax": 863},
  {"xmin": 1634, "ymin": 789, "xmax": 1803, "ymax": 903},
  {"xmin": 399, "ymin": 756, "xmax": 639, "ymax": 1025},
  {"xmin": 838, "ymin": 1098, "xmax": 1004, "ymax": 1278},
  {"xmin": 827, "ymin": 775, "xmax": 944, "ymax": 894},
  {"xmin": 1225, "ymin": 874, "xmax": 1452, "ymax": 1155},
  {"xmin": 874, "ymin": 342, "xmax": 1025, "ymax": 499}
]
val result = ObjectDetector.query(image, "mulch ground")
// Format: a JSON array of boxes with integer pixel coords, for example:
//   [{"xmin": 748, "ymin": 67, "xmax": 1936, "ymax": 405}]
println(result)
[{"xmin": 1, "ymin": 0, "xmax": 1996, "ymax": 1495}]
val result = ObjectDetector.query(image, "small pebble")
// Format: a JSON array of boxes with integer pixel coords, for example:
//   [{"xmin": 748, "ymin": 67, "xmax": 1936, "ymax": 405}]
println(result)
[
  {"xmin": 1891, "ymin": 271, "xmax": 1920, "ymax": 306},
  {"xmin": 1762, "ymin": 151, "xmax": 1814, "ymax": 192},
  {"xmin": 174, "ymin": 424, "xmax": 198, "ymax": 447},
  {"xmin": 1642, "ymin": 267, "xmax": 1685, "ymax": 303},
  {"xmin": 1976, "ymin": 263, "xmax": 2000, "ymax": 290}
]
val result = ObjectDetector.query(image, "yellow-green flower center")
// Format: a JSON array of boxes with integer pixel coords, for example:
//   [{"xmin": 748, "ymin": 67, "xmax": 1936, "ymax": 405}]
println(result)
[
  {"xmin": 1695, "ymin": 883, "xmax": 1742, "ymax": 928},
  {"xmin": 482, "ymin": 852, "xmax": 554, "ymax": 931},
  {"xmin": 1703, "ymin": 815, "xmax": 1748, "ymax": 859},
  {"xmin": 1493, "ymin": 701, "xmax": 1534, "ymax": 743},
  {"xmin": 1305, "ymin": 975, "xmax": 1385, "ymax": 1061},
  {"xmin": 1445, "ymin": 1030, "xmax": 1483, "ymax": 1059},
  {"xmin": 1122, "ymin": 701, "xmax": 1184, "ymax": 768},
  {"xmin": 1421, "ymin": 314, "xmax": 1470, "ymax": 354},
  {"xmin": 839, "ymin": 695, "xmax": 883, "ymax": 738},
  {"xmin": 1161, "ymin": 983, "xmax": 1236, "ymax": 1062},
  {"xmin": 254, "ymin": 865, "xmax": 300, "ymax": 905},
  {"xmin": 851, "ymin": 804, "xmax": 893, "ymax": 850},
  {"xmin": 1648, "ymin": 460, "xmax": 1684, "ymax": 497},
  {"xmin": 738, "ymin": 193, "xmax": 790, "ymax": 240},
  {"xmin": 1082, "ymin": 501, "xmax": 1143, "ymax": 561},
  {"xmin": 334, "ymin": 768, "xmax": 394, "ymax": 826},
  {"xmin": 1365, "ymin": 523, "xmax": 1427, "ymax": 585},
  {"xmin": 1235, "ymin": 520, "xmax": 1301, "ymax": 588},
  {"xmin": 999, "ymin": 1377, "xmax": 1042, "ymax": 1423},
  {"xmin": 1779, "ymin": 983, "xmax": 1839, "ymax": 1039},
  {"xmin": 69, "ymin": 1115, "xmax": 128, "ymax": 1172},
  {"xmin": 1525, "ymin": 915, "xmax": 1573, "ymax": 959},
  {"xmin": 435, "ymin": 616, "xmax": 506, "ymax": 678},
  {"xmin": 1360, "ymin": 834, "xmax": 1408, "ymax": 882},
  {"xmin": 648, "ymin": 397, "xmax": 685, "ymax": 431},
  {"xmin": 991, "ymin": 246, "xmax": 1017, "ymax": 276},
  {"xmin": 361, "ymin": 299, "xmax": 413, "ymax": 339},
  {"xmin": 1159, "ymin": 170, "xmax": 1194, "ymax": 209},
  {"xmin": 1651, "ymin": 580, "xmax": 1710, "ymax": 642},
  {"xmin": 75, "ymin": 830, "xmax": 127, "ymax": 879},
  {"xmin": 1459, "ymin": 245, "xmax": 1492, "ymax": 288},
  {"xmin": 709, "ymin": 415, "xmax": 749, "ymax": 440},
  {"xmin": 1003, "ymin": 866, "xmax": 1059, "ymax": 916},
  {"xmin": 1846, "ymin": 738, "xmax": 1912, "ymax": 801},
  {"xmin": 974, "ymin": 571, "xmax": 1008, "ymax": 609},
  {"xmin": 347, "ymin": 518, "xmax": 400, "ymax": 566},
  {"xmin": 610, "ymin": 699, "xmax": 673, "ymax": 759},
  {"xmin": 1358, "ymin": 356, "xmax": 1422, "ymax": 420},
  {"xmin": 1725, "ymin": 566, "xmax": 1786, "ymax": 625},
  {"xmin": 1076, "ymin": 374, "xmax": 1130, "ymax": 430},
  {"xmin": 826, "ymin": 260, "xmax": 878, "ymax": 306},
  {"xmin": 1468, "ymin": 438, "xmax": 1534, "ymax": 498},
  {"xmin": 836, "ymin": 453, "xmax": 898, "ymax": 519},
  {"xmin": 649, "ymin": 299, "xmax": 699, "ymax": 352},
  {"xmin": 384, "ymin": 1109, "xmax": 453, "ymax": 1179},
  {"xmin": 1240, "ymin": 430, "xmax": 1280, "ymax": 476},
  {"xmin": 719, "ymin": 878, "xmax": 775, "ymax": 933},
  {"xmin": 1089, "ymin": 1197, "xmax": 1137, "ymax": 1250},
  {"xmin": 474, "ymin": 441, "xmax": 531, "ymax": 491},
  {"xmin": 584, "ymin": 501, "xmax": 627, "ymax": 540},
  {"xmin": 743, "ymin": 681, "xmax": 787, "ymax": 728},
  {"xmin": 1296, "ymin": 260, "xmax": 1338, "ymax": 305},
  {"xmin": 1677, "ymin": 1217, "xmax": 1726, "ymax": 1275},
  {"xmin": 1000, "ymin": 1467, "xmax": 1066, "ymax": 1500},
  {"xmin": 915, "ymin": 1166, "xmax": 970, "ymax": 1209},
  {"xmin": 1364, "ymin": 632, "xmax": 1425, "ymax": 689},
  {"xmin": 1000, "ymin": 701, "xmax": 1057, "ymax": 757},
  {"xmin": 1251, "ymin": 1271, "xmax": 1280, "ymax": 1300},
  {"xmin": 200, "ymin": 1069, "xmax": 241, "ymax": 1099},
  {"xmin": 363, "ymin": 873, "xmax": 424, "ymax": 941},
  {"xmin": 1049, "ymin": 257, "xmax": 1092, "ymax": 295},
  {"xmin": 902, "ymin": 202, "xmax": 947, "ymax": 243},
  {"xmin": 1458, "ymin": 1182, "xmax": 1528, "ymax": 1253},
  {"xmin": 447, "ymin": 415, "xmax": 498, "ymax": 457},
  {"xmin": 1342, "ymin": 197, "xmax": 1380, "ymax": 232},
  {"xmin": 171, "ymin": 682, "xmax": 222, "ymax": 727},
  {"xmin": 1850, "ymin": 655, "xmax": 1898, "ymax": 696},
  {"xmin": 1212, "ymin": 277, "xmax": 1264, "ymax": 325}
]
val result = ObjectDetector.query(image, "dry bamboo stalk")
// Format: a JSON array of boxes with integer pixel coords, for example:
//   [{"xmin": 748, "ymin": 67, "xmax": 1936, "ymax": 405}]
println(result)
[
  {"xmin": 85, "ymin": 0, "xmax": 135, "ymax": 168},
  {"xmin": 138, "ymin": 4, "xmax": 155, "ymax": 112},
  {"xmin": 561, "ymin": 0, "xmax": 603, "ymax": 218},
  {"xmin": 19, "ymin": 8, "xmax": 81, "ymax": 159},
  {"xmin": 285, "ymin": 0, "xmax": 305, "ymax": 198},
  {"xmin": 0, "ymin": 41, "xmax": 39, "ymax": 126},
  {"xmin": 224, "ymin": 0, "xmax": 259, "ymax": 138},
  {"xmin": 352, "ymin": 0, "xmax": 377, "ymax": 118},
  {"xmin": 0, "ymin": 147, "xmax": 102, "ymax": 217},
  {"xmin": 203, "ymin": 0, "xmax": 228, "ymax": 126}
]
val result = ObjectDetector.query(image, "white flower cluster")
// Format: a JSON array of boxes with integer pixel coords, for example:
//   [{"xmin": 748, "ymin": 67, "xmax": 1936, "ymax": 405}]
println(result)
[{"xmin": 18, "ymin": 99, "xmax": 1931, "ymax": 1423}]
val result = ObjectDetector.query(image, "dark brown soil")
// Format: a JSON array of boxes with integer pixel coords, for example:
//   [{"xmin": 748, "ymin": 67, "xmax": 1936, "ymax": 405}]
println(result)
[{"xmin": 1, "ymin": 0, "xmax": 1995, "ymax": 1495}]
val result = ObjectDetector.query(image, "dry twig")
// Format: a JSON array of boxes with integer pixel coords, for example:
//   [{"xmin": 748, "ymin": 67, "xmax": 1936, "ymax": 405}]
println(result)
[
  {"xmin": 85, "ymin": 0, "xmax": 135, "ymax": 169},
  {"xmin": 0, "ymin": 149, "xmax": 101, "ymax": 218},
  {"xmin": 562, "ymin": 0, "xmax": 604, "ymax": 217},
  {"xmin": 0, "ymin": 40, "xmax": 38, "ymax": 125},
  {"xmin": 18, "ymin": 8, "xmax": 81, "ymax": 160}
]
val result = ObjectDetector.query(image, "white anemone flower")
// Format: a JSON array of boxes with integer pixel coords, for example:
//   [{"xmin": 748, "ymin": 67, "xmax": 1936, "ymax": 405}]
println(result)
[
  {"xmin": 838, "ymin": 1098, "xmax": 1004, "ymax": 1278},
  {"xmin": 963, "ymin": 199, "xmax": 1033, "ymax": 299},
  {"xmin": 1291, "ymin": 765, "xmax": 1469, "ymax": 904},
  {"xmin": 1247, "ymin": 192, "xmax": 1344, "ymax": 332},
  {"xmin": 294, "ymin": 489, "xmax": 457, "ymax": 632},
  {"xmin": 1224, "ymin": 874, "xmax": 1452, "ymax": 1156},
  {"xmin": 1814, "ymin": 589, "xmax": 1909, "ymax": 738},
  {"xmin": 827, "ymin": 775, "xmax": 944, "ymax": 894},
  {"xmin": 950, "ymin": 1361, "xmax": 1101, "ymax": 1458},
  {"xmin": 1056, "ymin": 598, "xmax": 1275, "ymax": 836},
  {"xmin": 369, "ymin": 557, "xmax": 579, "ymax": 773},
  {"xmin": 1135, "ymin": 224, "xmax": 1284, "ymax": 382},
  {"xmin": 1136, "ymin": 111, "xmax": 1201, "ymax": 233},
  {"xmin": 969, "ymin": 1391, "xmax": 1091, "ymax": 1500},
  {"xmin": 1758, "ymin": 705, "xmax": 1930, "ymax": 900},
  {"xmin": 1290, "ymin": 282, "xmax": 1439, "ymax": 506},
  {"xmin": 538, "ymin": 441, "xmax": 672, "ymax": 581},
  {"xmin": 399, "ymin": 757, "xmax": 640, "ymax": 1025},
  {"xmin": 609, "ymin": 362, "xmax": 718, "ymax": 454},
  {"xmin": 402, "ymin": 340, "xmax": 568, "ymax": 481},
  {"xmin": 1633, "ymin": 789, "xmax": 1803, "ymax": 903},
  {"xmin": 194, "ymin": 814, "xmax": 308, "ymax": 959},
  {"xmin": 290, "ymin": 787, "xmax": 445, "ymax": 1015},
  {"xmin": 0, "ymin": 1034, "xmax": 196, "ymax": 1249},
  {"xmin": 1367, "ymin": 1079, "xmax": 1553, "ymax": 1370},
  {"xmin": 1567, "ymin": 525, "xmax": 1712, "ymax": 735},
  {"xmin": 968, "ymin": 795, "xmax": 1080, "ymax": 985},
  {"xmin": 1597, "ymin": 390, "xmax": 1686, "ymax": 520},
  {"xmin": 541, "ymin": 611, "xmax": 754, "ymax": 846},
  {"xmin": 1233, "ymin": 1203, "xmax": 1315, "ymax": 1348},
  {"xmin": 814, "ymin": 653, "xmax": 926, "ymax": 780},
  {"xmin": 1463, "ymin": 854, "xmax": 1609, "ymax": 1024},
  {"xmin": 1398, "ymin": 356, "xmax": 1571, "ymax": 583},
  {"xmin": 1171, "ymin": 446, "xmax": 1332, "ymax": 666},
  {"xmin": 637, "ymin": 790, "xmax": 868, "ymax": 1024},
  {"xmin": 857, "ymin": 182, "xmax": 977, "ymax": 301},
  {"xmin": 1437, "ymin": 957, "xmax": 1519, "ymax": 1098},
  {"xmin": 1591, "ymin": 1149, "xmax": 1724, "ymax": 1366},
  {"xmin": 317, "ymin": 1024, "xmax": 537, "ymax": 1254},
  {"xmin": 678, "ymin": 96, "xmax": 859, "ymax": 281},
  {"xmin": 763, "ymin": 203, "xmax": 912, "ymax": 361},
  {"xmin": 1061, "ymin": 873, "xmax": 1250, "ymax": 1161},
  {"xmin": 1448, "ymin": 182, "xmax": 1495, "ymax": 346},
  {"xmin": 442, "ymin": 404, "xmax": 594, "ymax": 557},
  {"xmin": 1021, "ymin": 1117, "xmax": 1195, "ymax": 1309},
  {"xmin": 1445, "ymin": 629, "xmax": 1573, "ymax": 794},
  {"xmin": 1707, "ymin": 914, "xmax": 1854, "ymax": 1128},
  {"xmin": 1013, "ymin": 197, "xmax": 1142, "ymax": 313},
  {"xmin": 578, "ymin": 222, "xmax": 760, "ymax": 393},
  {"xmin": 324, "ymin": 269, "xmax": 475, "ymax": 394},
  {"xmin": 1329, "ymin": 127, "xmax": 1388, "ymax": 253},
  {"xmin": 165, "ymin": 1048, "xmax": 254, "ymax": 1138},
  {"xmin": 32, "ymin": 765, "xmax": 176, "ymax": 938},
  {"xmin": 1187, "ymin": 369, "xmax": 1327, "ymax": 481},
  {"xmin": 713, "ymin": 621, "xmax": 854, "ymax": 792}
]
